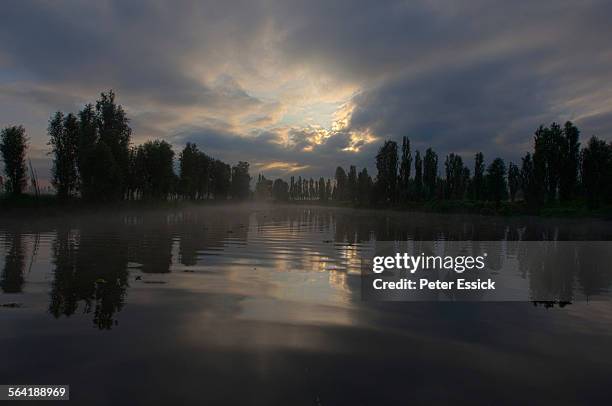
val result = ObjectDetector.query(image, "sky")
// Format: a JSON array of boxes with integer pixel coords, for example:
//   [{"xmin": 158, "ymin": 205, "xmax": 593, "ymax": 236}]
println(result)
[{"xmin": 1, "ymin": 0, "xmax": 612, "ymax": 183}]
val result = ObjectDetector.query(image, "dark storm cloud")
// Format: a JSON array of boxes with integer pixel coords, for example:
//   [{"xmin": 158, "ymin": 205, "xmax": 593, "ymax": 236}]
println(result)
[
  {"xmin": 1, "ymin": 0, "xmax": 612, "ymax": 178},
  {"xmin": 272, "ymin": 0, "xmax": 612, "ymax": 161},
  {"xmin": 0, "ymin": 0, "xmax": 270, "ymax": 109},
  {"xmin": 348, "ymin": 58, "xmax": 556, "ymax": 158}
]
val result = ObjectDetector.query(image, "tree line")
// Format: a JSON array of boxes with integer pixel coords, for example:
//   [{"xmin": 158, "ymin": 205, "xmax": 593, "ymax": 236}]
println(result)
[
  {"xmin": 1, "ymin": 90, "xmax": 611, "ymax": 210},
  {"xmin": 357, "ymin": 122, "xmax": 611, "ymax": 209},
  {"xmin": 258, "ymin": 122, "xmax": 611, "ymax": 210},
  {"xmin": 0, "ymin": 90, "xmax": 251, "ymax": 202}
]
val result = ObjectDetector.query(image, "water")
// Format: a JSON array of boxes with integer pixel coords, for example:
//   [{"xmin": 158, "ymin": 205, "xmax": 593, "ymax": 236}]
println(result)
[{"xmin": 1, "ymin": 204, "xmax": 612, "ymax": 405}]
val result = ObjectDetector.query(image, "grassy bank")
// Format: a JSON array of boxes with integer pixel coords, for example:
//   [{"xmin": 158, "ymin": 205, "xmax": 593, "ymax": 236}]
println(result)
[
  {"xmin": 0, "ymin": 194, "xmax": 187, "ymax": 218},
  {"xmin": 282, "ymin": 198, "xmax": 612, "ymax": 219}
]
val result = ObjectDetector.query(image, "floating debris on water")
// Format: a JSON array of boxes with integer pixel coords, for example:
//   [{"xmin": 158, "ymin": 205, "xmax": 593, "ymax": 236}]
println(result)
[{"xmin": 1, "ymin": 302, "xmax": 23, "ymax": 308}]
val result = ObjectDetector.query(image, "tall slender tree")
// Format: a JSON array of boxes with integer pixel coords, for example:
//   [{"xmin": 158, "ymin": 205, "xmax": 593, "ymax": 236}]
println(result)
[
  {"xmin": 347, "ymin": 165, "xmax": 358, "ymax": 202},
  {"xmin": 0, "ymin": 126, "xmax": 28, "ymax": 196},
  {"xmin": 375, "ymin": 140, "xmax": 398, "ymax": 203},
  {"xmin": 231, "ymin": 161, "xmax": 251, "ymax": 200},
  {"xmin": 334, "ymin": 166, "xmax": 348, "ymax": 201},
  {"xmin": 179, "ymin": 143, "xmax": 201, "ymax": 199},
  {"xmin": 486, "ymin": 158, "xmax": 507, "ymax": 205},
  {"xmin": 210, "ymin": 159, "xmax": 231, "ymax": 199},
  {"xmin": 77, "ymin": 104, "xmax": 98, "ymax": 200},
  {"xmin": 413, "ymin": 151, "xmax": 423, "ymax": 200},
  {"xmin": 581, "ymin": 136, "xmax": 612, "ymax": 208},
  {"xmin": 559, "ymin": 121, "xmax": 580, "ymax": 201},
  {"xmin": 444, "ymin": 153, "xmax": 467, "ymax": 200},
  {"xmin": 533, "ymin": 123, "xmax": 563, "ymax": 203},
  {"xmin": 399, "ymin": 136, "xmax": 412, "ymax": 201},
  {"xmin": 318, "ymin": 177, "xmax": 327, "ymax": 201},
  {"xmin": 48, "ymin": 112, "xmax": 80, "ymax": 199},
  {"xmin": 472, "ymin": 152, "xmax": 485, "ymax": 201},
  {"xmin": 132, "ymin": 140, "xmax": 175, "ymax": 200},
  {"xmin": 423, "ymin": 148, "xmax": 438, "ymax": 200},
  {"xmin": 357, "ymin": 167, "xmax": 373, "ymax": 206},
  {"xmin": 95, "ymin": 90, "xmax": 132, "ymax": 200},
  {"xmin": 508, "ymin": 162, "xmax": 520, "ymax": 202},
  {"xmin": 272, "ymin": 178, "xmax": 289, "ymax": 201}
]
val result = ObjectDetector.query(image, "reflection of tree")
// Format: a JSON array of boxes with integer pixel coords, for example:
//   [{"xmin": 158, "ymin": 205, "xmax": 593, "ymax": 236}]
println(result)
[
  {"xmin": 517, "ymin": 241, "xmax": 612, "ymax": 302},
  {"xmin": 178, "ymin": 210, "xmax": 248, "ymax": 266},
  {"xmin": 49, "ymin": 229, "xmax": 79, "ymax": 316},
  {"xmin": 129, "ymin": 230, "xmax": 173, "ymax": 273},
  {"xmin": 577, "ymin": 242, "xmax": 612, "ymax": 298},
  {"xmin": 49, "ymin": 226, "xmax": 129, "ymax": 330},
  {"xmin": 1, "ymin": 232, "xmax": 25, "ymax": 293}
]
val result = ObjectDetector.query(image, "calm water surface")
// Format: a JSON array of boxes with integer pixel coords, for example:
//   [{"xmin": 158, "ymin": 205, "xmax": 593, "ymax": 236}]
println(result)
[{"xmin": 1, "ymin": 205, "xmax": 612, "ymax": 405}]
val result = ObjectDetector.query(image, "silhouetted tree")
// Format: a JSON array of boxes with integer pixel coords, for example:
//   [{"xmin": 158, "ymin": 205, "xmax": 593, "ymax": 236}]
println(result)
[
  {"xmin": 347, "ymin": 165, "xmax": 358, "ymax": 202},
  {"xmin": 95, "ymin": 90, "xmax": 132, "ymax": 200},
  {"xmin": 581, "ymin": 136, "xmax": 612, "ymax": 208},
  {"xmin": 295, "ymin": 176, "xmax": 301, "ymax": 199},
  {"xmin": 508, "ymin": 162, "xmax": 520, "ymax": 202},
  {"xmin": 132, "ymin": 140, "xmax": 175, "ymax": 200},
  {"xmin": 231, "ymin": 161, "xmax": 251, "ymax": 200},
  {"xmin": 486, "ymin": 157, "xmax": 507, "ymax": 205},
  {"xmin": 472, "ymin": 152, "xmax": 485, "ymax": 201},
  {"xmin": 48, "ymin": 112, "xmax": 79, "ymax": 198},
  {"xmin": 316, "ymin": 177, "xmax": 325, "ymax": 201},
  {"xmin": 413, "ymin": 150, "xmax": 423, "ymax": 200},
  {"xmin": 90, "ymin": 140, "xmax": 120, "ymax": 201},
  {"xmin": 289, "ymin": 176, "xmax": 296, "ymax": 200},
  {"xmin": 533, "ymin": 123, "xmax": 563, "ymax": 203},
  {"xmin": 179, "ymin": 143, "xmax": 206, "ymax": 200},
  {"xmin": 423, "ymin": 148, "xmax": 438, "ymax": 200},
  {"xmin": 77, "ymin": 104, "xmax": 98, "ymax": 200},
  {"xmin": 444, "ymin": 153, "xmax": 468, "ymax": 199},
  {"xmin": 255, "ymin": 174, "xmax": 273, "ymax": 200},
  {"xmin": 375, "ymin": 140, "xmax": 398, "ymax": 203},
  {"xmin": 334, "ymin": 166, "xmax": 348, "ymax": 201},
  {"xmin": 195, "ymin": 151, "xmax": 211, "ymax": 199},
  {"xmin": 305, "ymin": 178, "xmax": 319, "ymax": 200},
  {"xmin": 559, "ymin": 121, "xmax": 580, "ymax": 201},
  {"xmin": 357, "ymin": 167, "xmax": 373, "ymax": 206},
  {"xmin": 520, "ymin": 152, "xmax": 540, "ymax": 207},
  {"xmin": 272, "ymin": 178, "xmax": 289, "ymax": 201},
  {"xmin": 0, "ymin": 125, "xmax": 28, "ymax": 196},
  {"xmin": 210, "ymin": 159, "xmax": 231, "ymax": 199},
  {"xmin": 399, "ymin": 136, "xmax": 412, "ymax": 201}
]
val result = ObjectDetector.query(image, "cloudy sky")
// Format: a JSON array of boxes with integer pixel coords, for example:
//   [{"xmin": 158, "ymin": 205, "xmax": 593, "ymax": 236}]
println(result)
[{"xmin": 2, "ymin": 0, "xmax": 612, "ymax": 182}]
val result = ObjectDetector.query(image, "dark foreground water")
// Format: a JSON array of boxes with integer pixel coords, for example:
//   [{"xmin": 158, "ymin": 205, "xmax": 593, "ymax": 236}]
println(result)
[{"xmin": 1, "ymin": 204, "xmax": 612, "ymax": 405}]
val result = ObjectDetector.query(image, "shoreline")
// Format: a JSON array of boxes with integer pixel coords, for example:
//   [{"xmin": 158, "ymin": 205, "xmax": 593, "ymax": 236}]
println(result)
[{"xmin": 2, "ymin": 194, "xmax": 612, "ymax": 220}]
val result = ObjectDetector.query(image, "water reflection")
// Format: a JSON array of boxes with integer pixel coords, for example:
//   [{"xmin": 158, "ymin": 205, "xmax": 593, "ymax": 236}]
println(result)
[
  {"xmin": 2, "ymin": 205, "xmax": 612, "ymax": 405},
  {"xmin": 49, "ymin": 226, "xmax": 129, "ymax": 329},
  {"xmin": 0, "ymin": 205, "xmax": 611, "ymax": 329},
  {"xmin": 1, "ymin": 231, "xmax": 26, "ymax": 293}
]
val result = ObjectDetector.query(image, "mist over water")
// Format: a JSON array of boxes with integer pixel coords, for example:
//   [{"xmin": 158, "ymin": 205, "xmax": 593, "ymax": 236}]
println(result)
[{"xmin": 1, "ymin": 205, "xmax": 612, "ymax": 404}]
